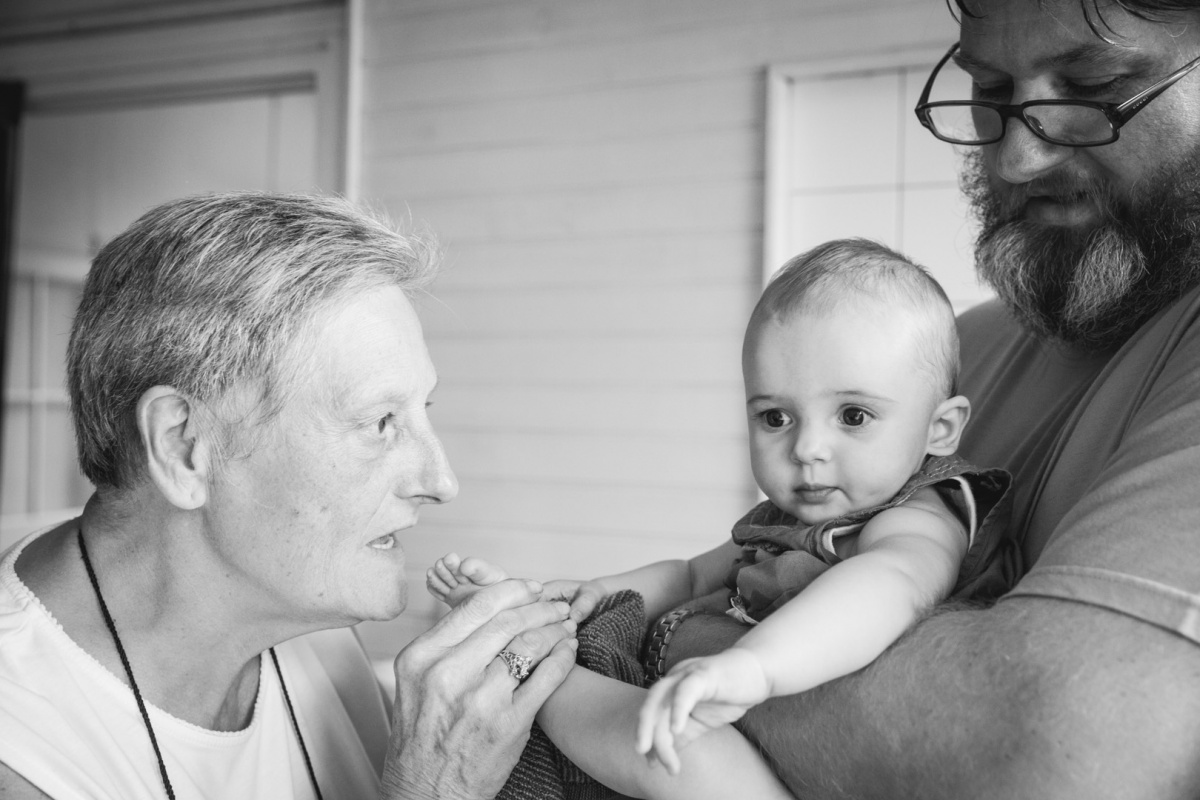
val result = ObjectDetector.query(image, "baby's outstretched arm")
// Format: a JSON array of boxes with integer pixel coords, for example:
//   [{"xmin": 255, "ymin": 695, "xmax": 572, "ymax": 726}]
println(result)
[
  {"xmin": 427, "ymin": 553, "xmax": 510, "ymax": 607},
  {"xmin": 537, "ymin": 666, "xmax": 792, "ymax": 800},
  {"xmin": 638, "ymin": 487, "xmax": 968, "ymax": 768}
]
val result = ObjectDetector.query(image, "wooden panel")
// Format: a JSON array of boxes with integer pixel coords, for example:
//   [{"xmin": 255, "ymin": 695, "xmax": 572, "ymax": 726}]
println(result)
[
  {"xmin": 428, "ymin": 384, "xmax": 746, "ymax": 436},
  {"xmin": 384, "ymin": 178, "xmax": 760, "ymax": 242},
  {"xmin": 421, "ymin": 282, "xmax": 749, "ymax": 337},
  {"xmin": 367, "ymin": 129, "xmax": 757, "ymax": 195},
  {"xmin": 364, "ymin": 78, "xmax": 760, "ymax": 157},
  {"xmin": 430, "ymin": 233, "xmax": 757, "ymax": 290},
  {"xmin": 364, "ymin": 5, "xmax": 947, "ymax": 107},
  {"xmin": 422, "ymin": 478, "xmax": 754, "ymax": 541},
  {"xmin": 429, "ymin": 335, "xmax": 742, "ymax": 386},
  {"xmin": 437, "ymin": 429, "xmax": 747, "ymax": 489}
]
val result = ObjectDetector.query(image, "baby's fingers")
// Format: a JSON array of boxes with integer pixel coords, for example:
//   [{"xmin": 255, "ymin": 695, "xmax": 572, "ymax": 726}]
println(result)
[
  {"xmin": 636, "ymin": 677, "xmax": 676, "ymax": 755},
  {"xmin": 669, "ymin": 673, "xmax": 709, "ymax": 735},
  {"xmin": 649, "ymin": 707, "xmax": 683, "ymax": 775}
]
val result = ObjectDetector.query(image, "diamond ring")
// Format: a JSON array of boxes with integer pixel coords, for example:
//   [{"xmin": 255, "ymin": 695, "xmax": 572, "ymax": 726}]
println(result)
[{"xmin": 497, "ymin": 649, "xmax": 533, "ymax": 682}]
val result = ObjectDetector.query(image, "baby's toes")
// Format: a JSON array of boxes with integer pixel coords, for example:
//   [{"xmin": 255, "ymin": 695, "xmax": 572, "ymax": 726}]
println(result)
[{"xmin": 460, "ymin": 556, "xmax": 507, "ymax": 586}]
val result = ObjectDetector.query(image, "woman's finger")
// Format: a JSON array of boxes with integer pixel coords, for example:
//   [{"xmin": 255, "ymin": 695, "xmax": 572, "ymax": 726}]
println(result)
[
  {"xmin": 567, "ymin": 584, "xmax": 603, "ymax": 623},
  {"xmin": 512, "ymin": 637, "xmax": 577, "ymax": 711},
  {"xmin": 486, "ymin": 615, "xmax": 577, "ymax": 687},
  {"xmin": 418, "ymin": 577, "xmax": 547, "ymax": 648}
]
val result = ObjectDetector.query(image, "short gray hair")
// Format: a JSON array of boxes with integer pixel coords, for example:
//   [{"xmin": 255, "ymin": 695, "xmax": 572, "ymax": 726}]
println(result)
[
  {"xmin": 749, "ymin": 238, "xmax": 960, "ymax": 398},
  {"xmin": 68, "ymin": 191, "xmax": 439, "ymax": 491}
]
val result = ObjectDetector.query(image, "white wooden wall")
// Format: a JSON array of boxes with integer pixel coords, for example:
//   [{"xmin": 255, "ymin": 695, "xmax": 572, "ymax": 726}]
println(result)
[{"xmin": 353, "ymin": 0, "xmax": 962, "ymax": 657}]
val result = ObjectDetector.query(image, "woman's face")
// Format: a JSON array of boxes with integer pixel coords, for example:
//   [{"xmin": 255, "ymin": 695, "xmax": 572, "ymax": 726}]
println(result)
[{"xmin": 203, "ymin": 286, "xmax": 459, "ymax": 627}]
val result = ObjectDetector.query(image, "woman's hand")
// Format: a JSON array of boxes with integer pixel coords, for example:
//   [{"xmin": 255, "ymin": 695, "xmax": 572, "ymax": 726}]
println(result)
[
  {"xmin": 541, "ymin": 578, "xmax": 608, "ymax": 624},
  {"xmin": 381, "ymin": 578, "xmax": 577, "ymax": 800}
]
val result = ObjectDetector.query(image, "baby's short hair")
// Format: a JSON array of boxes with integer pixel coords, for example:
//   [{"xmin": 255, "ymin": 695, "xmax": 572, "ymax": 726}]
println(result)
[{"xmin": 749, "ymin": 238, "xmax": 960, "ymax": 398}]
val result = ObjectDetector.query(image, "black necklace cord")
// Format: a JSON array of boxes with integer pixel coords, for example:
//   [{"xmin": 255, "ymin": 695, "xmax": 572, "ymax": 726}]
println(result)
[
  {"xmin": 77, "ymin": 527, "xmax": 323, "ymax": 800},
  {"xmin": 77, "ymin": 527, "xmax": 176, "ymax": 800},
  {"xmin": 270, "ymin": 648, "xmax": 325, "ymax": 800}
]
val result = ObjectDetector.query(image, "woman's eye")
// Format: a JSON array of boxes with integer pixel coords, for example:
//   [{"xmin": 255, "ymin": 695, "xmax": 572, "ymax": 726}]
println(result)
[
  {"xmin": 839, "ymin": 407, "xmax": 868, "ymax": 427},
  {"xmin": 377, "ymin": 413, "xmax": 395, "ymax": 434},
  {"xmin": 763, "ymin": 409, "xmax": 791, "ymax": 428}
]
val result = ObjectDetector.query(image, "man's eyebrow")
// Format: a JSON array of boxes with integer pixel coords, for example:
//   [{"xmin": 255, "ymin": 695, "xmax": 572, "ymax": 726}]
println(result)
[{"xmin": 954, "ymin": 42, "xmax": 1144, "ymax": 74}]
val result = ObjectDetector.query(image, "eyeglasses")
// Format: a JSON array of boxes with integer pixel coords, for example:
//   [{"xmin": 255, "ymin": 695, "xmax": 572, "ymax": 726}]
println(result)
[{"xmin": 914, "ymin": 42, "xmax": 1200, "ymax": 147}]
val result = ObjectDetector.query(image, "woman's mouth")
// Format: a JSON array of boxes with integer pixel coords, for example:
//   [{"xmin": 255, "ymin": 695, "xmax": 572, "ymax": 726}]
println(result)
[{"xmin": 369, "ymin": 533, "xmax": 396, "ymax": 550}]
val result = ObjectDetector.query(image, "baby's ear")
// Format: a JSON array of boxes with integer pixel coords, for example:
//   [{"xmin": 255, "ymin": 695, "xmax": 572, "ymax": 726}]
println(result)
[{"xmin": 926, "ymin": 395, "xmax": 971, "ymax": 456}]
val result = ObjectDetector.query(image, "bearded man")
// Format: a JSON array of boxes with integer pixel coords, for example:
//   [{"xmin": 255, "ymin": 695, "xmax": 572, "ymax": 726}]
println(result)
[{"xmin": 649, "ymin": 2, "xmax": 1200, "ymax": 797}]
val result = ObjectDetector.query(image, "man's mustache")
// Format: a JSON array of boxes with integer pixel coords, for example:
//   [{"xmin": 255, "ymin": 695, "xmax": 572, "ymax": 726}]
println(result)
[{"xmin": 989, "ymin": 172, "xmax": 1119, "ymax": 222}]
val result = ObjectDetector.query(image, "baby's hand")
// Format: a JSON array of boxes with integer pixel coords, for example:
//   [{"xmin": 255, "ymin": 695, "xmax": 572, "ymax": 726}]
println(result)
[
  {"xmin": 426, "ymin": 553, "xmax": 510, "ymax": 608},
  {"xmin": 635, "ymin": 648, "xmax": 771, "ymax": 774},
  {"xmin": 540, "ymin": 578, "xmax": 608, "ymax": 623}
]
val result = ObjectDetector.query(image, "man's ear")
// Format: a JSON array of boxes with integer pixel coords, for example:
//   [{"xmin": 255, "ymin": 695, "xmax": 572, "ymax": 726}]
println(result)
[
  {"xmin": 926, "ymin": 394, "xmax": 971, "ymax": 456},
  {"xmin": 136, "ymin": 387, "xmax": 211, "ymax": 510}
]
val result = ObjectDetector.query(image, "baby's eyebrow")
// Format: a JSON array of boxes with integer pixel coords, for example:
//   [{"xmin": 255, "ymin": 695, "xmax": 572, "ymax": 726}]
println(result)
[{"xmin": 835, "ymin": 389, "xmax": 895, "ymax": 405}]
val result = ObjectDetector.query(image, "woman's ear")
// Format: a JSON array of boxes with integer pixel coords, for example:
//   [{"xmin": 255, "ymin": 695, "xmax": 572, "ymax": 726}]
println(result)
[
  {"xmin": 136, "ymin": 387, "xmax": 211, "ymax": 510},
  {"xmin": 926, "ymin": 394, "xmax": 971, "ymax": 456}
]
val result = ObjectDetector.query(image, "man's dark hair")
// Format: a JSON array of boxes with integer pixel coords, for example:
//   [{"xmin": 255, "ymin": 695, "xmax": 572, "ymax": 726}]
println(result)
[{"xmin": 952, "ymin": 1, "xmax": 1200, "ymax": 37}]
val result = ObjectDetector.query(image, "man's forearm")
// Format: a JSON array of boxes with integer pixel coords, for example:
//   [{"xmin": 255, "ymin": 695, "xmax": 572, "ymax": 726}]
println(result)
[{"xmin": 665, "ymin": 599, "xmax": 1200, "ymax": 799}]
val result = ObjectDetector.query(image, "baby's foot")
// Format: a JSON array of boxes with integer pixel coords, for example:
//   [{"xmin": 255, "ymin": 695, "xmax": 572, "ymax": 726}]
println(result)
[{"xmin": 427, "ymin": 552, "xmax": 510, "ymax": 607}]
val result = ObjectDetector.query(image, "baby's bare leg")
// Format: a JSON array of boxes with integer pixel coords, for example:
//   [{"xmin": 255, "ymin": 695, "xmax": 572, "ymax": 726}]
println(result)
[{"xmin": 427, "ymin": 553, "xmax": 511, "ymax": 607}]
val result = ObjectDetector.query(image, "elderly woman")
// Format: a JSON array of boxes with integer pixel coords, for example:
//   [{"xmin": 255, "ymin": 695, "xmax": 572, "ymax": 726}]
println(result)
[{"xmin": 0, "ymin": 193, "xmax": 577, "ymax": 799}]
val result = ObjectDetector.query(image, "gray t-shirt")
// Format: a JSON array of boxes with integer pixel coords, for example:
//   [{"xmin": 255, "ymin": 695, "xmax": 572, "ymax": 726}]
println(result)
[{"xmin": 958, "ymin": 289, "xmax": 1200, "ymax": 646}]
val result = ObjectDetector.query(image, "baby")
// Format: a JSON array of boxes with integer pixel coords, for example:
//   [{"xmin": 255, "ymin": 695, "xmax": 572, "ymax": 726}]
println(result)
[{"xmin": 429, "ymin": 238, "xmax": 1014, "ymax": 799}]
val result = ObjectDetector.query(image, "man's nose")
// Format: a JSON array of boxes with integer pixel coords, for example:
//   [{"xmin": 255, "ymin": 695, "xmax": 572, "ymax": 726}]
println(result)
[{"xmin": 989, "ymin": 112, "xmax": 1076, "ymax": 185}]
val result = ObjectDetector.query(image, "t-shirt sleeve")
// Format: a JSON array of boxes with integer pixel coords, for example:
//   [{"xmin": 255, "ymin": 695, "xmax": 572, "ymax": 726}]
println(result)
[{"xmin": 1000, "ymin": 295, "xmax": 1200, "ymax": 645}]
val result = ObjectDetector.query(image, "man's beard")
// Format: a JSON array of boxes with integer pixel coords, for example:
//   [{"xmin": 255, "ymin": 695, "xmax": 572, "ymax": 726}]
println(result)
[{"xmin": 963, "ymin": 150, "xmax": 1200, "ymax": 351}]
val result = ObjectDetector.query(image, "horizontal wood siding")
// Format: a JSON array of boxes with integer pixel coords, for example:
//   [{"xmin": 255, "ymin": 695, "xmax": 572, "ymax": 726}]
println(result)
[{"xmin": 355, "ymin": 0, "xmax": 958, "ymax": 659}]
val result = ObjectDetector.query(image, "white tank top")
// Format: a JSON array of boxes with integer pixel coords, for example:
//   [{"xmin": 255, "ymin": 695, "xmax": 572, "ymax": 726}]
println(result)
[{"xmin": 0, "ymin": 531, "xmax": 389, "ymax": 800}]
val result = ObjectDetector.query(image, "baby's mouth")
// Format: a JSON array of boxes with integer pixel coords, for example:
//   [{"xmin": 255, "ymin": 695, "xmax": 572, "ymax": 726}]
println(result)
[{"xmin": 795, "ymin": 485, "xmax": 835, "ymax": 503}]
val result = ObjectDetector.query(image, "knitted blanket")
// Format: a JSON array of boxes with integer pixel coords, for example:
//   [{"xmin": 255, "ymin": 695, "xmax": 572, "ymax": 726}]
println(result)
[{"xmin": 496, "ymin": 590, "xmax": 647, "ymax": 800}]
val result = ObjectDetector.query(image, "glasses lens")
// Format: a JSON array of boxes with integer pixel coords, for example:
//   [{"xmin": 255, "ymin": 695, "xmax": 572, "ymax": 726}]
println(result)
[
  {"xmin": 924, "ymin": 104, "xmax": 1001, "ymax": 144},
  {"xmin": 923, "ymin": 103, "xmax": 1115, "ymax": 145},
  {"xmin": 1022, "ymin": 104, "xmax": 1114, "ymax": 145}
]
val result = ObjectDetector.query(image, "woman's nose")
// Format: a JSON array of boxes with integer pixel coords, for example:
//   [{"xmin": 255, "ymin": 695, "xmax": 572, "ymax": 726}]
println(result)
[{"xmin": 405, "ymin": 424, "xmax": 459, "ymax": 504}]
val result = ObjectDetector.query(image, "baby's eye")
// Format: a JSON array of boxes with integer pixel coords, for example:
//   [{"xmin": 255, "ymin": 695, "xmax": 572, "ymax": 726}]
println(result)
[
  {"xmin": 839, "ymin": 407, "xmax": 869, "ymax": 427},
  {"xmin": 762, "ymin": 409, "xmax": 792, "ymax": 429}
]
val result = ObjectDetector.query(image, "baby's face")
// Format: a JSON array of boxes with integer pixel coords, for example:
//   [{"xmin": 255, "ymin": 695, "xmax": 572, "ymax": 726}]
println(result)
[{"xmin": 743, "ymin": 305, "xmax": 943, "ymax": 525}]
